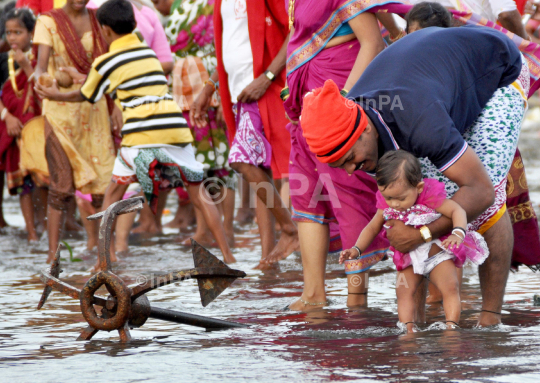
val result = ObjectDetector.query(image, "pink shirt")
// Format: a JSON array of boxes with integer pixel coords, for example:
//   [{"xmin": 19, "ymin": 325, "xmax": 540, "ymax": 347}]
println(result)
[{"xmin": 87, "ymin": 1, "xmax": 173, "ymax": 63}]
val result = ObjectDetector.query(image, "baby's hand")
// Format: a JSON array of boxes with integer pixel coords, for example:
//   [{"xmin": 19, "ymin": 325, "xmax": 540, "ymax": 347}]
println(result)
[
  {"xmin": 339, "ymin": 248, "xmax": 359, "ymax": 264},
  {"xmin": 442, "ymin": 234, "xmax": 463, "ymax": 251}
]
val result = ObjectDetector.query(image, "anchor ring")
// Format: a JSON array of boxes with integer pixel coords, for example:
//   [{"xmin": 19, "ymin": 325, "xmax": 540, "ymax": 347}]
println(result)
[{"xmin": 80, "ymin": 271, "xmax": 131, "ymax": 331}]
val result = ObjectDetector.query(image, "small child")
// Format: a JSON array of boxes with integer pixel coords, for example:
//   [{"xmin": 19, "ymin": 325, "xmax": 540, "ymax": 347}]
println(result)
[
  {"xmin": 0, "ymin": 8, "xmax": 39, "ymax": 241},
  {"xmin": 340, "ymin": 150, "xmax": 489, "ymax": 332},
  {"xmin": 35, "ymin": 0, "xmax": 235, "ymax": 269}
]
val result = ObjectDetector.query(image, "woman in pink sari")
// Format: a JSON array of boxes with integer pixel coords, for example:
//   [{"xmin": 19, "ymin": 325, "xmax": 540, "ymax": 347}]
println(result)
[{"xmin": 284, "ymin": 0, "xmax": 404, "ymax": 310}]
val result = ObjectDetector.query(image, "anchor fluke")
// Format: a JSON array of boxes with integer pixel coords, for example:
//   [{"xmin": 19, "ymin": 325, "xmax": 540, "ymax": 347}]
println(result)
[
  {"xmin": 191, "ymin": 239, "xmax": 246, "ymax": 307},
  {"xmin": 37, "ymin": 243, "xmax": 64, "ymax": 310}
]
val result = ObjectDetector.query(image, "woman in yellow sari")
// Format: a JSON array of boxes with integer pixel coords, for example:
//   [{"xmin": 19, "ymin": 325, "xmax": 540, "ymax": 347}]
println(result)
[{"xmin": 31, "ymin": 0, "xmax": 115, "ymax": 263}]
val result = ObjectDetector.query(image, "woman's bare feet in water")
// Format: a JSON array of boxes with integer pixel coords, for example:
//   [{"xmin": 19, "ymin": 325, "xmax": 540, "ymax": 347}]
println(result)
[
  {"xmin": 225, "ymin": 229, "xmax": 235, "ymax": 249},
  {"xmin": 165, "ymin": 203, "xmax": 195, "ymax": 229},
  {"xmin": 288, "ymin": 295, "xmax": 327, "ymax": 311},
  {"xmin": 234, "ymin": 207, "xmax": 255, "ymax": 226},
  {"xmin": 182, "ymin": 232, "xmax": 215, "ymax": 248},
  {"xmin": 255, "ymin": 224, "xmax": 299, "ymax": 269},
  {"xmin": 131, "ymin": 220, "xmax": 161, "ymax": 234},
  {"xmin": 65, "ymin": 218, "xmax": 83, "ymax": 232},
  {"xmin": 223, "ymin": 252, "xmax": 237, "ymax": 264},
  {"xmin": 182, "ymin": 235, "xmax": 237, "ymax": 264},
  {"xmin": 91, "ymin": 252, "xmax": 119, "ymax": 272},
  {"xmin": 27, "ymin": 232, "xmax": 39, "ymax": 242}
]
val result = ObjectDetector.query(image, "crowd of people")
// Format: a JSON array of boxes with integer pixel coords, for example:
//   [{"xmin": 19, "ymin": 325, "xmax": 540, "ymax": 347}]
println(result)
[{"xmin": 1, "ymin": 0, "xmax": 540, "ymax": 331}]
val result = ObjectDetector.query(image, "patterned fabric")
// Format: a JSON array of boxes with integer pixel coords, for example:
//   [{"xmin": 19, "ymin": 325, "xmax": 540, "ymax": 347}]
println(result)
[
  {"xmin": 167, "ymin": 0, "xmax": 233, "ymax": 189},
  {"xmin": 165, "ymin": 0, "xmax": 217, "ymax": 73},
  {"xmin": 183, "ymin": 111, "xmax": 235, "ymax": 189},
  {"xmin": 228, "ymin": 102, "xmax": 272, "ymax": 169},
  {"xmin": 113, "ymin": 146, "xmax": 204, "ymax": 214},
  {"xmin": 344, "ymin": 250, "xmax": 387, "ymax": 274},
  {"xmin": 419, "ymin": 85, "xmax": 525, "ymax": 232},
  {"xmin": 42, "ymin": 9, "xmax": 107, "ymax": 75},
  {"xmin": 173, "ymin": 56, "xmax": 219, "ymax": 111},
  {"xmin": 506, "ymin": 149, "xmax": 540, "ymax": 269},
  {"xmin": 377, "ymin": 179, "xmax": 490, "ymax": 273},
  {"xmin": 286, "ymin": 0, "xmax": 403, "ymax": 75},
  {"xmin": 33, "ymin": 15, "xmax": 115, "ymax": 195}
]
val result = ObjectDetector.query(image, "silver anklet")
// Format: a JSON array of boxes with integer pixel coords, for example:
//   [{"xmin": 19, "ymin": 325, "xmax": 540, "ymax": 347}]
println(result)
[{"xmin": 299, "ymin": 297, "xmax": 327, "ymax": 306}]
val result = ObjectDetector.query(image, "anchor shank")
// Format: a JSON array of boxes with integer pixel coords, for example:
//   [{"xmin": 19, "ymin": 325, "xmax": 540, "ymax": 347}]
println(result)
[{"xmin": 149, "ymin": 307, "xmax": 247, "ymax": 329}]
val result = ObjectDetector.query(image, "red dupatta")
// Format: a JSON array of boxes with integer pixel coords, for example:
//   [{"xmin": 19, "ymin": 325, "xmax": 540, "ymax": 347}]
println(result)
[
  {"xmin": 0, "ymin": 46, "xmax": 41, "ymax": 182},
  {"xmin": 1, "ymin": 46, "xmax": 40, "ymax": 125},
  {"xmin": 213, "ymin": 0, "xmax": 291, "ymax": 179},
  {"xmin": 43, "ymin": 8, "xmax": 107, "ymax": 74}
]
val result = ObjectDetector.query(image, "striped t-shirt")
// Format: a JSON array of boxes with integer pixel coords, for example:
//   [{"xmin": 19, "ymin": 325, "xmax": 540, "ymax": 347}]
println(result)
[{"xmin": 80, "ymin": 33, "xmax": 193, "ymax": 147}]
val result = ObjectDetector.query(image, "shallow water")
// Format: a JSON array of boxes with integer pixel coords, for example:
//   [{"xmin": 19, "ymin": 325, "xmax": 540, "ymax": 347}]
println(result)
[{"xmin": 2, "ymin": 118, "xmax": 540, "ymax": 382}]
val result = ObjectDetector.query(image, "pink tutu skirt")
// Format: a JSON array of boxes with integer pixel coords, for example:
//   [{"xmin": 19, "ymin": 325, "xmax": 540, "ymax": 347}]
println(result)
[{"xmin": 392, "ymin": 231, "xmax": 489, "ymax": 274}]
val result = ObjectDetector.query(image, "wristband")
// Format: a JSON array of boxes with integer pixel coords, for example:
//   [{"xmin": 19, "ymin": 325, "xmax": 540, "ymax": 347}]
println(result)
[
  {"xmin": 340, "ymin": 89, "xmax": 349, "ymax": 97},
  {"xmin": 0, "ymin": 107, "xmax": 7, "ymax": 121},
  {"xmin": 352, "ymin": 245, "xmax": 362, "ymax": 259}
]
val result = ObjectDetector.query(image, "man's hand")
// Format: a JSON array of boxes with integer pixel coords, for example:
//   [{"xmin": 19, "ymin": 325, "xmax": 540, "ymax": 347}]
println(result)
[
  {"xmin": 35, "ymin": 79, "xmax": 62, "ymax": 101},
  {"xmin": 110, "ymin": 104, "xmax": 123, "ymax": 135},
  {"xmin": 385, "ymin": 219, "xmax": 424, "ymax": 253},
  {"xmin": 237, "ymin": 75, "xmax": 271, "ymax": 104},
  {"xmin": 190, "ymin": 86, "xmax": 213, "ymax": 128},
  {"xmin": 5, "ymin": 112, "xmax": 23, "ymax": 137}
]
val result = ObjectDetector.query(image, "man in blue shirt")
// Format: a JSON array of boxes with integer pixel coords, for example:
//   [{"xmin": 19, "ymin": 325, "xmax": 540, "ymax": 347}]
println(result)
[{"xmin": 300, "ymin": 26, "xmax": 528, "ymax": 327}]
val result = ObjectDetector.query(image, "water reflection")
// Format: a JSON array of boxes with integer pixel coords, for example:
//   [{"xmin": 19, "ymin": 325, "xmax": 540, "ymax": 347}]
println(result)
[{"xmin": 1, "ymin": 123, "xmax": 540, "ymax": 381}]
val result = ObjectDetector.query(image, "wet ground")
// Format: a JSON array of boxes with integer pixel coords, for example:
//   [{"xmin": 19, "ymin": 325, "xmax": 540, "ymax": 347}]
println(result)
[{"xmin": 2, "ymin": 114, "xmax": 540, "ymax": 382}]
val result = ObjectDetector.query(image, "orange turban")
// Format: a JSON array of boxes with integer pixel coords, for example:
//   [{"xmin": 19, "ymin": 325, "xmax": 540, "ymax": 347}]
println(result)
[{"xmin": 301, "ymin": 79, "xmax": 367, "ymax": 164}]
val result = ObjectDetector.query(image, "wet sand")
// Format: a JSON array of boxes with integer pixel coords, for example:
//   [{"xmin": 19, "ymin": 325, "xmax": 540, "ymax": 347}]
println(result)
[{"xmin": 1, "ymin": 112, "xmax": 540, "ymax": 381}]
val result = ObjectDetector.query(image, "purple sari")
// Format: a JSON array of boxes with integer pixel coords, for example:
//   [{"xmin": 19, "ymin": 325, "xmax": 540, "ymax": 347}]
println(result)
[
  {"xmin": 284, "ymin": 0, "xmax": 402, "ymax": 118},
  {"xmin": 285, "ymin": 0, "xmax": 401, "ymax": 266}
]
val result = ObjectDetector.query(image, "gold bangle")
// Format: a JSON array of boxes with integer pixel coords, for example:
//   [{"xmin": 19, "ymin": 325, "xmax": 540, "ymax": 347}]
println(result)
[{"xmin": 390, "ymin": 29, "xmax": 406, "ymax": 43}]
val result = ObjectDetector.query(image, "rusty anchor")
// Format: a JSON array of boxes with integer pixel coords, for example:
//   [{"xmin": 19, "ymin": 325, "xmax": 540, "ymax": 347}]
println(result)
[{"xmin": 37, "ymin": 196, "xmax": 247, "ymax": 342}]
